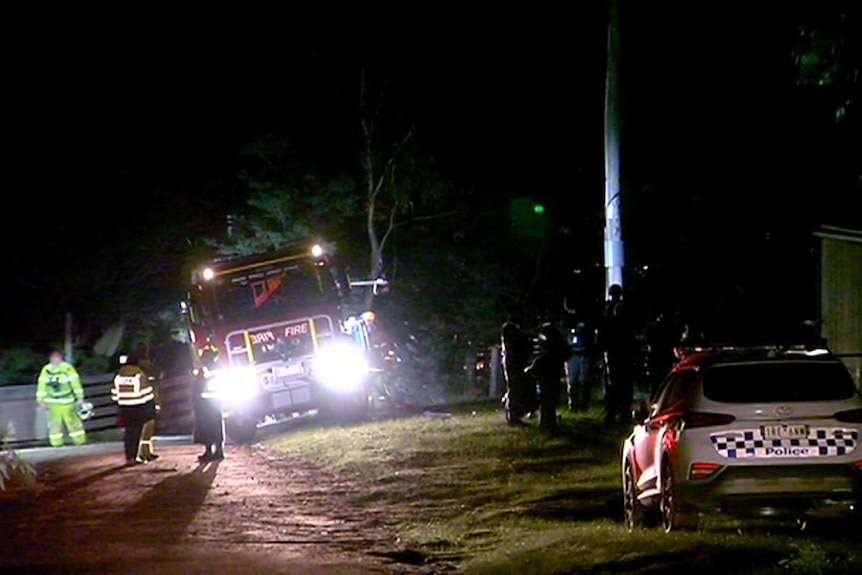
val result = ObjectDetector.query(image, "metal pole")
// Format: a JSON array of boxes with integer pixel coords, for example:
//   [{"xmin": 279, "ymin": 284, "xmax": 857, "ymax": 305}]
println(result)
[
  {"xmin": 604, "ymin": 0, "xmax": 625, "ymax": 294},
  {"xmin": 64, "ymin": 312, "xmax": 74, "ymax": 364}
]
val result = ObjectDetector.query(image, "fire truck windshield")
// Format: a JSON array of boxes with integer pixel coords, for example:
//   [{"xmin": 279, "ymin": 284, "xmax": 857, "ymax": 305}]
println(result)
[{"xmin": 193, "ymin": 259, "xmax": 339, "ymax": 326}]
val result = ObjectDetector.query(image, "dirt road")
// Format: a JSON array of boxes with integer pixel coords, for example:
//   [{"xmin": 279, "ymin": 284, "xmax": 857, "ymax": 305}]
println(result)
[{"xmin": 0, "ymin": 442, "xmax": 437, "ymax": 574}]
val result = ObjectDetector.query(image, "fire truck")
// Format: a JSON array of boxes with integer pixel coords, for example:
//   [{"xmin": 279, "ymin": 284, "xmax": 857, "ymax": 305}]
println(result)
[{"xmin": 181, "ymin": 240, "xmax": 382, "ymax": 443}]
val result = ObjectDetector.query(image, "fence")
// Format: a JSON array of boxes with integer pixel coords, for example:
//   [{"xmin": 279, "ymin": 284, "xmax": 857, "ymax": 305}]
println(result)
[{"xmin": 0, "ymin": 373, "xmax": 195, "ymax": 448}]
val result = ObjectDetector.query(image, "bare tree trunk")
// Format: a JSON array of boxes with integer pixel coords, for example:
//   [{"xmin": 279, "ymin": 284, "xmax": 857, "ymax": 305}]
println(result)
[
  {"xmin": 360, "ymin": 69, "xmax": 384, "ymax": 283},
  {"xmin": 359, "ymin": 68, "xmax": 447, "ymax": 308},
  {"xmin": 360, "ymin": 68, "xmax": 406, "ymax": 308}
]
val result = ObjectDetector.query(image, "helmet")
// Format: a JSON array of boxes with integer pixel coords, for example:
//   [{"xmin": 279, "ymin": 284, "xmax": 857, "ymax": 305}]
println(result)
[{"xmin": 77, "ymin": 401, "xmax": 95, "ymax": 421}]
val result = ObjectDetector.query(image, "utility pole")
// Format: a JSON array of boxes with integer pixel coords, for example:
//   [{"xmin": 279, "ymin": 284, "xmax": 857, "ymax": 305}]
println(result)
[
  {"xmin": 64, "ymin": 312, "xmax": 74, "ymax": 364},
  {"xmin": 603, "ymin": 0, "xmax": 625, "ymax": 294}
]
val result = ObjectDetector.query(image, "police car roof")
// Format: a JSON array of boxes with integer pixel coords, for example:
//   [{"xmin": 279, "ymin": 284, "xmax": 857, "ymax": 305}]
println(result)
[{"xmin": 673, "ymin": 343, "xmax": 837, "ymax": 372}]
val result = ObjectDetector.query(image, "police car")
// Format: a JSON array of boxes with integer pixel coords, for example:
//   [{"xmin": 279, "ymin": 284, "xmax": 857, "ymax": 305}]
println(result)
[{"xmin": 621, "ymin": 344, "xmax": 862, "ymax": 531}]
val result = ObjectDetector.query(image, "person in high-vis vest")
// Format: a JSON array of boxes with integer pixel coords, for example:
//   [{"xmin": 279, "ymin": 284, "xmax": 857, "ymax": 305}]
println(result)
[
  {"xmin": 111, "ymin": 354, "xmax": 157, "ymax": 465},
  {"xmin": 36, "ymin": 350, "xmax": 87, "ymax": 447},
  {"xmin": 135, "ymin": 342, "xmax": 162, "ymax": 462}
]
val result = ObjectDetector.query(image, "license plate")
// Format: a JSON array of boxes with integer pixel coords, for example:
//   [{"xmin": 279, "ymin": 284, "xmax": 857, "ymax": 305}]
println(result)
[
  {"xmin": 761, "ymin": 424, "xmax": 809, "ymax": 439},
  {"xmin": 275, "ymin": 364, "xmax": 303, "ymax": 377}
]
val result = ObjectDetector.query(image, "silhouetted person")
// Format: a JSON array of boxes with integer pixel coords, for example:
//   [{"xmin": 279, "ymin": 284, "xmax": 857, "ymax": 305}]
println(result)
[
  {"xmin": 597, "ymin": 285, "xmax": 638, "ymax": 425},
  {"xmin": 562, "ymin": 298, "xmax": 598, "ymax": 413},
  {"xmin": 501, "ymin": 306, "xmax": 536, "ymax": 425},
  {"xmin": 193, "ymin": 349, "xmax": 225, "ymax": 462},
  {"xmin": 527, "ymin": 320, "xmax": 571, "ymax": 433}
]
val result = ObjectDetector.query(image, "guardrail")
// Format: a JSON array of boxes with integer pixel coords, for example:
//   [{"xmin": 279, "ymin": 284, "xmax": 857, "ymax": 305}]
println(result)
[{"xmin": 0, "ymin": 373, "xmax": 195, "ymax": 448}]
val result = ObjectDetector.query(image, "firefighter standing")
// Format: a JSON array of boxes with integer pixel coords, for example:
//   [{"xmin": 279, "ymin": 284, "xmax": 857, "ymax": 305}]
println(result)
[
  {"xmin": 193, "ymin": 349, "xmax": 225, "ymax": 462},
  {"xmin": 36, "ymin": 350, "xmax": 87, "ymax": 447},
  {"xmin": 112, "ymin": 354, "xmax": 157, "ymax": 465},
  {"xmin": 135, "ymin": 342, "xmax": 161, "ymax": 462}
]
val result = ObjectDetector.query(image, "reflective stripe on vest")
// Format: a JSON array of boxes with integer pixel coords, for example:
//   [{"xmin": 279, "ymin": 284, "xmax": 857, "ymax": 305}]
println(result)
[
  {"xmin": 112, "ymin": 373, "xmax": 155, "ymax": 406},
  {"xmin": 43, "ymin": 395, "xmax": 76, "ymax": 404}
]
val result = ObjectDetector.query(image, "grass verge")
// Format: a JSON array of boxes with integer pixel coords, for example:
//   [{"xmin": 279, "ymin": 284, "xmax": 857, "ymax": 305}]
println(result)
[{"xmin": 266, "ymin": 402, "xmax": 861, "ymax": 574}]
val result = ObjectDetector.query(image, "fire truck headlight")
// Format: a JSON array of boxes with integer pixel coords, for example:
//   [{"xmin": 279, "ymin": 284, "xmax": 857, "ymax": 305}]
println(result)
[
  {"xmin": 313, "ymin": 342, "xmax": 369, "ymax": 393},
  {"xmin": 203, "ymin": 367, "xmax": 260, "ymax": 404}
]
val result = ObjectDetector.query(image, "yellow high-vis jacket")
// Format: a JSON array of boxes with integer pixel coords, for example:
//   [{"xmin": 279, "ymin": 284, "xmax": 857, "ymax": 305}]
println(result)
[{"xmin": 36, "ymin": 362, "xmax": 84, "ymax": 405}]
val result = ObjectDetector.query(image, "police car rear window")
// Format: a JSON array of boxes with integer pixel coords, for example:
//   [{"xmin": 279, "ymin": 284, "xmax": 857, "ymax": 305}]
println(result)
[{"xmin": 702, "ymin": 361, "xmax": 857, "ymax": 403}]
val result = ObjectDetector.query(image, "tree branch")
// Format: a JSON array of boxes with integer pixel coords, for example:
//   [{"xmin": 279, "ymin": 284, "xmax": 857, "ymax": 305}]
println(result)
[{"xmin": 391, "ymin": 210, "xmax": 457, "ymax": 230}]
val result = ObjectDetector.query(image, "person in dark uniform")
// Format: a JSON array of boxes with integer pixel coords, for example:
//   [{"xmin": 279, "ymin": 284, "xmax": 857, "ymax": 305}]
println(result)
[
  {"xmin": 501, "ymin": 305, "xmax": 536, "ymax": 425},
  {"xmin": 565, "ymin": 320, "xmax": 597, "ymax": 412},
  {"xmin": 527, "ymin": 320, "xmax": 572, "ymax": 433},
  {"xmin": 597, "ymin": 285, "xmax": 638, "ymax": 425},
  {"xmin": 193, "ymin": 349, "xmax": 225, "ymax": 462}
]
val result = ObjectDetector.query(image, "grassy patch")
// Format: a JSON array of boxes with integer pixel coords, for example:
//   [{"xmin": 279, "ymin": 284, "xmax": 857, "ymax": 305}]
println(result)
[{"xmin": 266, "ymin": 402, "xmax": 861, "ymax": 573}]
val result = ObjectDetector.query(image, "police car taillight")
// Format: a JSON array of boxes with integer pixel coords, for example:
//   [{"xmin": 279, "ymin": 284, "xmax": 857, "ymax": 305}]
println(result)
[
  {"xmin": 689, "ymin": 462, "xmax": 724, "ymax": 481},
  {"xmin": 834, "ymin": 408, "xmax": 862, "ymax": 424}
]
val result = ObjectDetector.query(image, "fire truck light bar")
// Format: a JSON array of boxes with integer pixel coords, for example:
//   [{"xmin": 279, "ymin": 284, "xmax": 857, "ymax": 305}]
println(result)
[{"xmin": 198, "ymin": 244, "xmax": 327, "ymax": 281}]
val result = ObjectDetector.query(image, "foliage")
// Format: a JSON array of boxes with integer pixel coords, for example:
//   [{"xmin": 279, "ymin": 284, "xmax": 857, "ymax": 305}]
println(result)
[
  {"xmin": 359, "ymin": 68, "xmax": 457, "ymax": 293},
  {"xmin": 0, "ymin": 347, "xmax": 110, "ymax": 385},
  {"xmin": 74, "ymin": 352, "xmax": 113, "ymax": 375},
  {"xmin": 0, "ymin": 348, "xmax": 44, "ymax": 385},
  {"xmin": 793, "ymin": 4, "xmax": 862, "ymax": 122},
  {"xmin": 210, "ymin": 135, "xmax": 361, "ymax": 256},
  {"xmin": 203, "ymin": 124, "xmax": 580, "ymax": 394},
  {"xmin": 375, "ymin": 235, "xmax": 503, "ymax": 380},
  {"xmin": 200, "ymin": 74, "xmax": 585, "ymax": 394},
  {"xmin": 1, "ymin": 438, "xmax": 36, "ymax": 491},
  {"xmin": 206, "ymin": 128, "xmax": 485, "ymax": 392}
]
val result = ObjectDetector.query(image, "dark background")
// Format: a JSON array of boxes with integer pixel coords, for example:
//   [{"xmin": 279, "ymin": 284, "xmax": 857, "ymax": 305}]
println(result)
[{"xmin": 3, "ymin": 3, "xmax": 860, "ymax": 348}]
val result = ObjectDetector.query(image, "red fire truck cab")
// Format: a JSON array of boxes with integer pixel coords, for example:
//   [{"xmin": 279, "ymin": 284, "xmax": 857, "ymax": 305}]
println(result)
[{"xmin": 181, "ymin": 240, "xmax": 380, "ymax": 443}]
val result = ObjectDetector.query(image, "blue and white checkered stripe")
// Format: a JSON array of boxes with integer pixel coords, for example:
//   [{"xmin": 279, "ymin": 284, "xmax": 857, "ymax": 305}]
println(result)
[{"xmin": 710, "ymin": 428, "xmax": 858, "ymax": 459}]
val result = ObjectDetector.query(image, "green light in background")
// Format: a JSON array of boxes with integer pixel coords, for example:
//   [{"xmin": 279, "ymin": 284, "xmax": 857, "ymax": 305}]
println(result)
[{"xmin": 509, "ymin": 197, "xmax": 549, "ymax": 239}]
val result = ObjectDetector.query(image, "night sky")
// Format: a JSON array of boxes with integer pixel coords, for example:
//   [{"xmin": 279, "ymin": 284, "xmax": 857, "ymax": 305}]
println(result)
[{"xmin": 4, "ymin": 4, "xmax": 860, "ymax": 346}]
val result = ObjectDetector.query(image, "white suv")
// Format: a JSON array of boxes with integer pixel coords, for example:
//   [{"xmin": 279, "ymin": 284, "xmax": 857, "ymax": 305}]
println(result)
[{"xmin": 621, "ymin": 345, "xmax": 862, "ymax": 531}]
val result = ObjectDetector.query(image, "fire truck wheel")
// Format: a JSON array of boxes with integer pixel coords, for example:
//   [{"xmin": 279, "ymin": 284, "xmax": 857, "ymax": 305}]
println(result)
[{"xmin": 225, "ymin": 418, "xmax": 258, "ymax": 445}]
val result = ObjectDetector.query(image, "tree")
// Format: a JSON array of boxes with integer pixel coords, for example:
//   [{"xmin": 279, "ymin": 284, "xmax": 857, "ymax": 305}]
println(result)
[
  {"xmin": 793, "ymin": 3, "xmax": 861, "ymax": 123},
  {"xmin": 211, "ymin": 135, "xmax": 360, "ymax": 257},
  {"xmin": 358, "ymin": 69, "xmax": 454, "ymax": 306}
]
